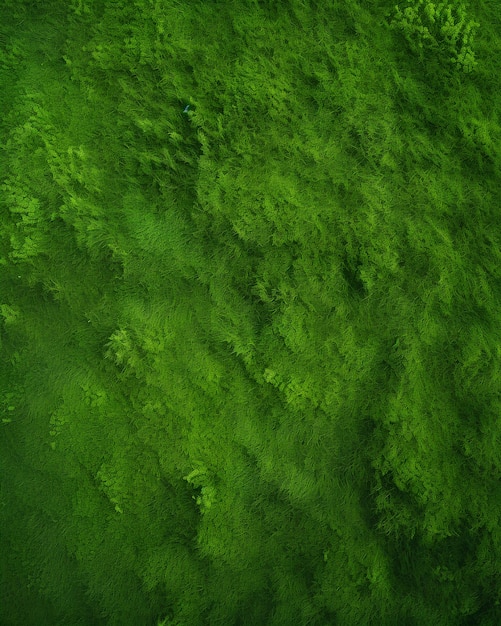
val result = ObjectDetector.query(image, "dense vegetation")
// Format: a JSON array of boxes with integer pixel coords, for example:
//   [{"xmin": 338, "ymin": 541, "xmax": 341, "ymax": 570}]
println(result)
[{"xmin": 1, "ymin": 0, "xmax": 501, "ymax": 624}]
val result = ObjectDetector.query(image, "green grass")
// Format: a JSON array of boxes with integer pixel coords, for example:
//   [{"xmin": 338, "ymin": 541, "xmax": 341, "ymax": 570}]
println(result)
[{"xmin": 1, "ymin": 1, "xmax": 501, "ymax": 624}]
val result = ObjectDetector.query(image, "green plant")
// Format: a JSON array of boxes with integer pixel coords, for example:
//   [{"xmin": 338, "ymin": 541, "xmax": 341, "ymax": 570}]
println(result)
[
  {"xmin": 389, "ymin": 1, "xmax": 480, "ymax": 73},
  {"xmin": 183, "ymin": 463, "xmax": 217, "ymax": 513}
]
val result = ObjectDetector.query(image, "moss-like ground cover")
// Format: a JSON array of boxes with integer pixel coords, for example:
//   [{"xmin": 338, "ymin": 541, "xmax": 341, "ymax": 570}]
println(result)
[{"xmin": 1, "ymin": 1, "xmax": 501, "ymax": 624}]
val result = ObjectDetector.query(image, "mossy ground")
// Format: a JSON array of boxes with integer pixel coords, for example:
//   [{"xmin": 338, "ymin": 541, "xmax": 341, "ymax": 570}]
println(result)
[{"xmin": 1, "ymin": 1, "xmax": 501, "ymax": 624}]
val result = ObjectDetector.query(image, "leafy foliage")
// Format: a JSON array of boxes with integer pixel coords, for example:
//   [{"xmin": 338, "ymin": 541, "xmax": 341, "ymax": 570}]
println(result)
[{"xmin": 389, "ymin": 0, "xmax": 480, "ymax": 72}]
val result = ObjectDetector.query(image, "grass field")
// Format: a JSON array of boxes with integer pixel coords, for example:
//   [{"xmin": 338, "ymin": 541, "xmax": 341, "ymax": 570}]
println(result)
[{"xmin": 1, "ymin": 1, "xmax": 501, "ymax": 624}]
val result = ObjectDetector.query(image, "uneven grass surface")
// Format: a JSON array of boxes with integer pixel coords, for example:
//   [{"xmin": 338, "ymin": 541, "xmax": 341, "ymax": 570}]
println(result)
[{"xmin": 1, "ymin": 1, "xmax": 501, "ymax": 624}]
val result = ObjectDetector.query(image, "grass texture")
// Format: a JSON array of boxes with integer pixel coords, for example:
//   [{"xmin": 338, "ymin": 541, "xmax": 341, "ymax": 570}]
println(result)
[{"xmin": 1, "ymin": 0, "xmax": 501, "ymax": 624}]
